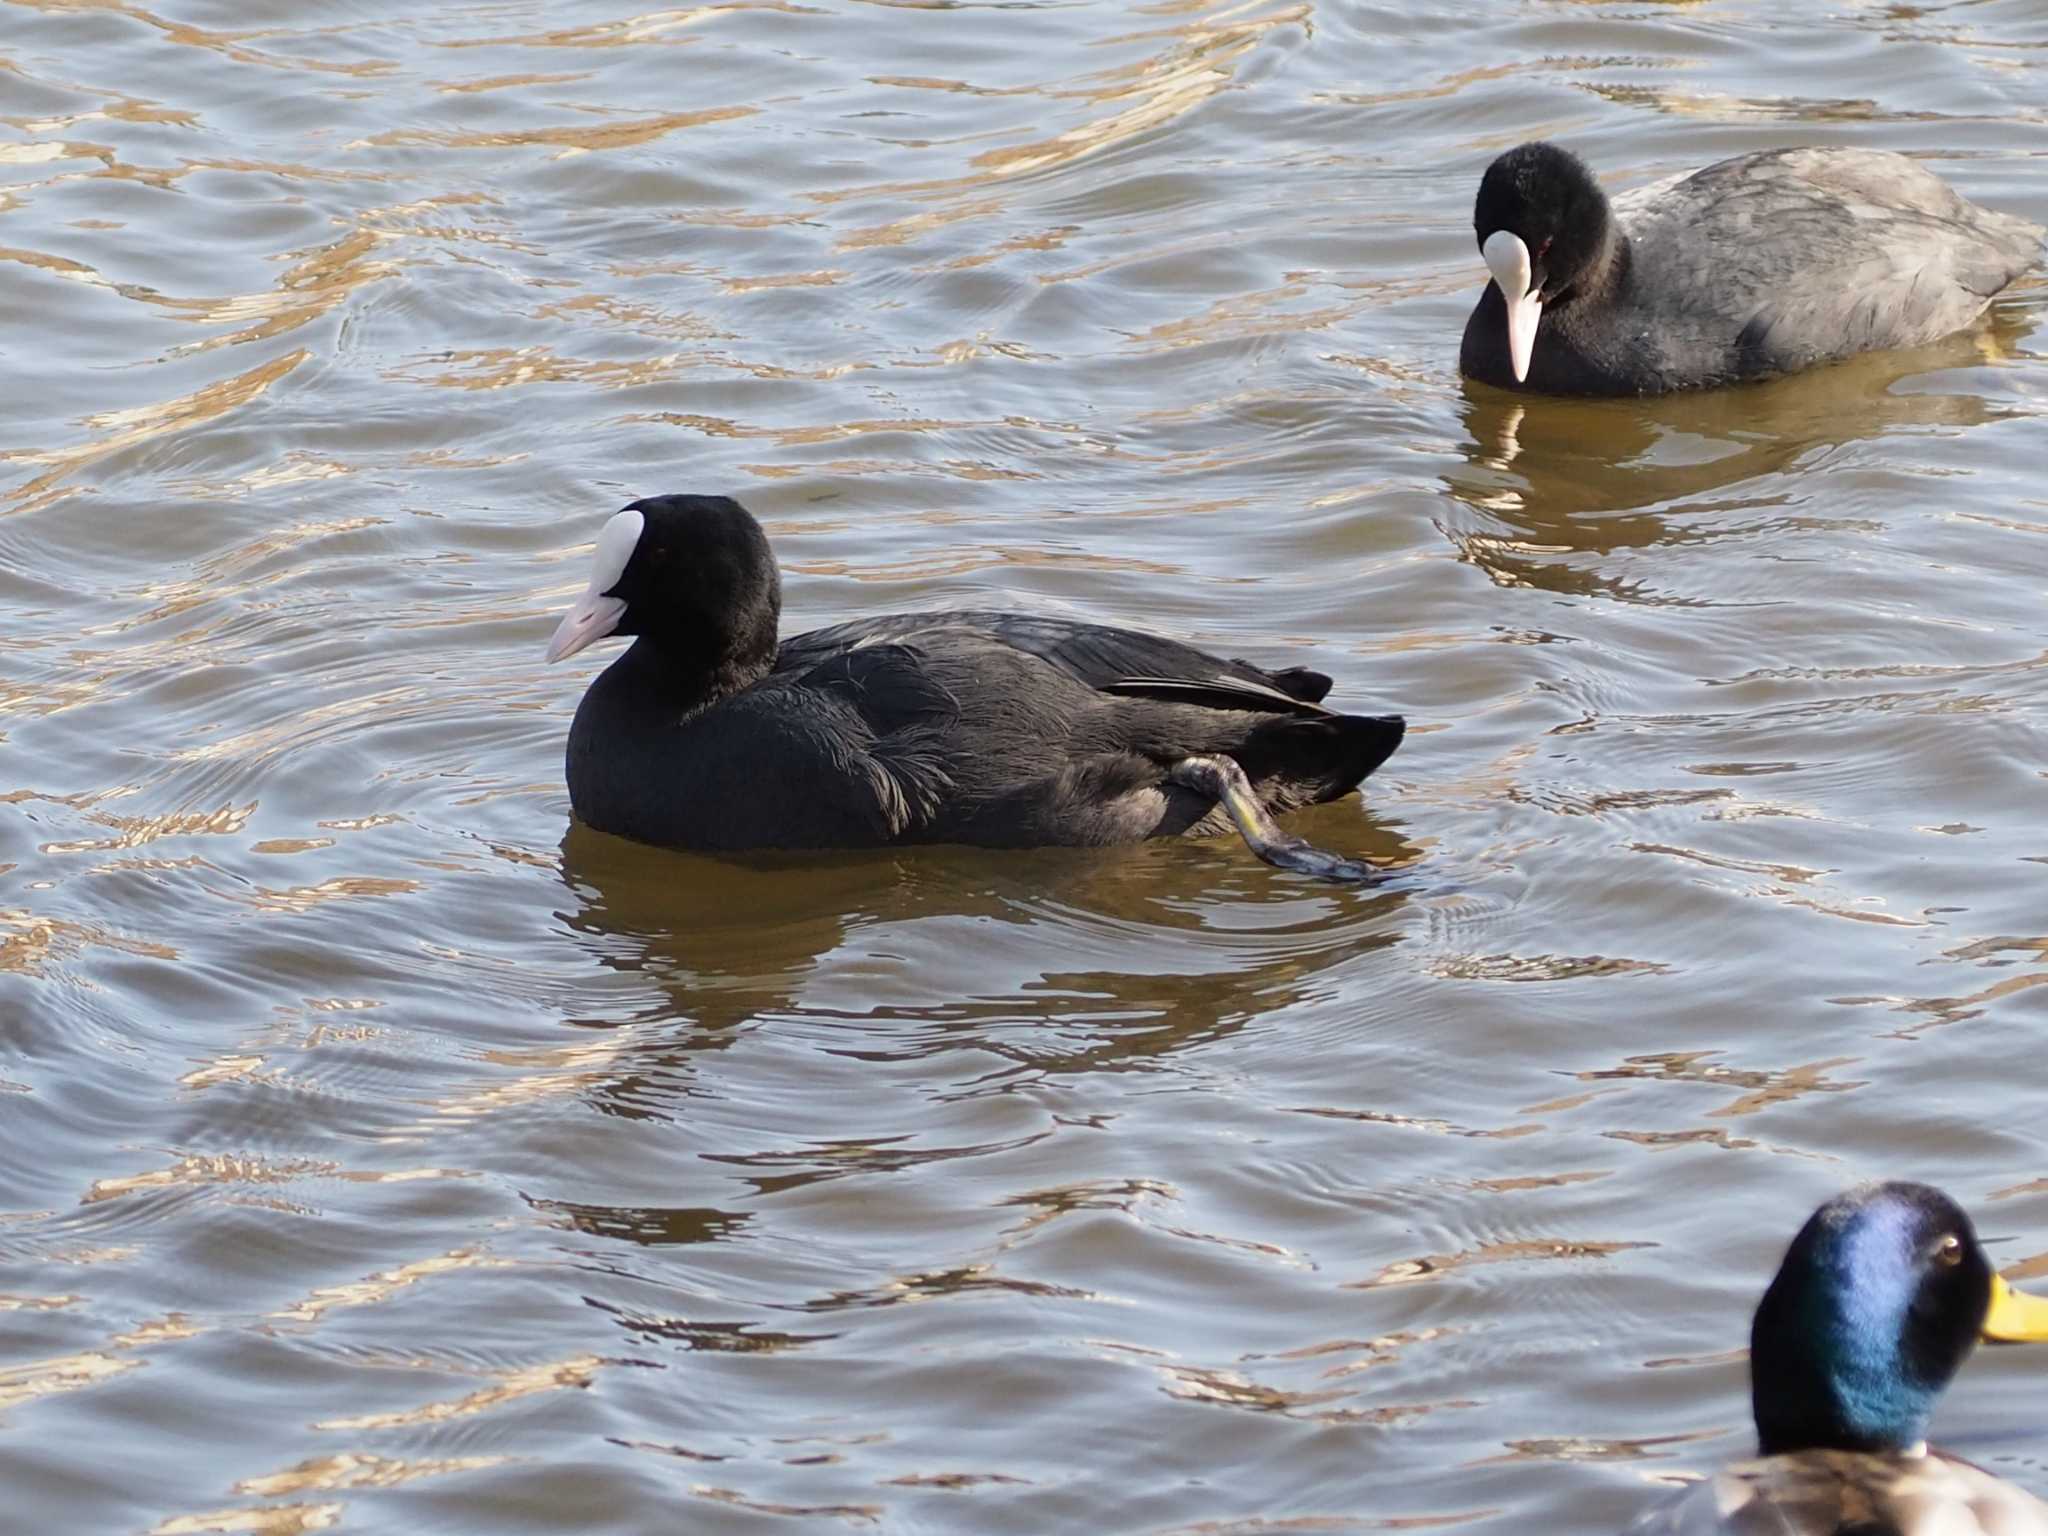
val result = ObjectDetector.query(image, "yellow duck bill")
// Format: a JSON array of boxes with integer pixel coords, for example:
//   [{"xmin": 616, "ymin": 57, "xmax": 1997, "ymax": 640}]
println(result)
[{"xmin": 1982, "ymin": 1272, "xmax": 2048, "ymax": 1342}]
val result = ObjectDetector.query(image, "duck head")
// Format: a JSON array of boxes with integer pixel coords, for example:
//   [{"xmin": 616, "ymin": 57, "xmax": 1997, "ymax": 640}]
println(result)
[{"xmin": 1750, "ymin": 1181, "xmax": 2048, "ymax": 1456}]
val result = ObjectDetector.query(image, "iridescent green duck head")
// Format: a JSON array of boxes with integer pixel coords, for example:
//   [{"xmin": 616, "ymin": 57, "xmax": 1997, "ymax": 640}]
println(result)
[{"xmin": 1750, "ymin": 1181, "xmax": 2048, "ymax": 1456}]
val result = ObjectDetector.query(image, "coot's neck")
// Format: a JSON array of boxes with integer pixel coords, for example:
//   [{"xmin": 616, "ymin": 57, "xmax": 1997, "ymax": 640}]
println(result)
[
  {"xmin": 1553, "ymin": 220, "xmax": 1629, "ymax": 314},
  {"xmin": 589, "ymin": 633, "xmax": 775, "ymax": 721}
]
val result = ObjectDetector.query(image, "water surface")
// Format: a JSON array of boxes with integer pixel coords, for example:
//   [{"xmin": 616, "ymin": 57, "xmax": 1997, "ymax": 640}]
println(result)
[{"xmin": 4, "ymin": 0, "xmax": 2048, "ymax": 1531}]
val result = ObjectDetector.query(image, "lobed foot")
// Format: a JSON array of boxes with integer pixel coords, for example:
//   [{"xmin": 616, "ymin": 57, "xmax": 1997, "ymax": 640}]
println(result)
[{"xmin": 1170, "ymin": 755, "xmax": 1385, "ymax": 885}]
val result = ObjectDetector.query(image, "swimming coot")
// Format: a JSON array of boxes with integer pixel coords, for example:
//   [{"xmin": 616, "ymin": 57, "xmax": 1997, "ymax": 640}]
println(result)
[
  {"xmin": 1621, "ymin": 1182, "xmax": 2048, "ymax": 1535},
  {"xmin": 1461, "ymin": 142, "xmax": 2043, "ymax": 396},
  {"xmin": 546, "ymin": 495, "xmax": 1405, "ymax": 881}
]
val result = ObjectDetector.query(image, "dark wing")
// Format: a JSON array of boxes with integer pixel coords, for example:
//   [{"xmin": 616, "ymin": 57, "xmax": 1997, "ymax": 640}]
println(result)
[
  {"xmin": 784, "ymin": 642, "xmax": 959, "ymax": 836},
  {"xmin": 779, "ymin": 610, "xmax": 1335, "ymax": 717},
  {"xmin": 795, "ymin": 643, "xmax": 961, "ymax": 723},
  {"xmin": 664, "ymin": 642, "xmax": 963, "ymax": 849}
]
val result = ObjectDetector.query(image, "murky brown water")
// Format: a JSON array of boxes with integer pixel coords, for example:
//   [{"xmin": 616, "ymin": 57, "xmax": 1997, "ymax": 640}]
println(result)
[{"xmin": 5, "ymin": 1, "xmax": 2048, "ymax": 1530}]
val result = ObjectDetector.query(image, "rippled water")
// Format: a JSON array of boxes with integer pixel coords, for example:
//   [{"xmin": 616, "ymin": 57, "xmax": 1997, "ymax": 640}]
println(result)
[{"xmin": 5, "ymin": 1, "xmax": 2048, "ymax": 1530}]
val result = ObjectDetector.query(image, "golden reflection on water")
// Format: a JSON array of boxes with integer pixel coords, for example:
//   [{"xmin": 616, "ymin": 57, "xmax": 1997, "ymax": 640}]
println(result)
[
  {"xmin": 312, "ymin": 1354, "xmax": 605, "ymax": 1431},
  {"xmin": 432, "ymin": 4, "xmax": 813, "ymax": 52},
  {"xmin": 810, "ymin": 0, "xmax": 1305, "ymax": 239},
  {"xmin": 0, "ymin": 909, "xmax": 178, "ymax": 972},
  {"xmin": 0, "ymin": 223, "xmax": 397, "ymax": 355},
  {"xmin": 237, "ymin": 1453, "xmax": 509, "ymax": 1495},
  {"xmin": 270, "ymin": 1250, "xmax": 508, "ymax": 1327},
  {"xmin": 351, "ymin": 105, "xmax": 758, "ymax": 156},
  {"xmin": 83, "ymin": 1157, "xmax": 476, "ymax": 1205},
  {"xmin": 1358, "ymin": 1238, "xmax": 1653, "ymax": 1290},
  {"xmin": 0, "ymin": 1347, "xmax": 142, "ymax": 1413},
  {"xmin": 5, "ymin": 0, "xmax": 2048, "ymax": 1532},
  {"xmin": 152, "ymin": 1503, "xmax": 342, "ymax": 1534}
]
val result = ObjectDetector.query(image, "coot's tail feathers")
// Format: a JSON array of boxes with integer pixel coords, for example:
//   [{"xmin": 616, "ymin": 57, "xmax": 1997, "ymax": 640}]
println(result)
[
  {"xmin": 1236, "ymin": 712, "xmax": 1405, "ymax": 805},
  {"xmin": 1961, "ymin": 206, "xmax": 2047, "ymax": 298},
  {"xmin": 1264, "ymin": 666, "xmax": 1334, "ymax": 704},
  {"xmin": 1347, "ymin": 713, "xmax": 1407, "ymax": 781}
]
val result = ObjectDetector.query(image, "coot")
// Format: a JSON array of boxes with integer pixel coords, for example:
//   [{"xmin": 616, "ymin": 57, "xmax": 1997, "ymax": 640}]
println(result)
[
  {"xmin": 546, "ymin": 495, "xmax": 1405, "ymax": 881},
  {"xmin": 1461, "ymin": 142, "xmax": 2042, "ymax": 396}
]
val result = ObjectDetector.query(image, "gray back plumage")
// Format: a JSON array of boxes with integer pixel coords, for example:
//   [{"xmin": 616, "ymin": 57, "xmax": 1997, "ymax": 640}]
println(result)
[{"xmin": 1613, "ymin": 148, "xmax": 2042, "ymax": 382}]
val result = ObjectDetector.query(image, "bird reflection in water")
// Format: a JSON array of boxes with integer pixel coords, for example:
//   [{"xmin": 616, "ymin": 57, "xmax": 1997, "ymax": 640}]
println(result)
[{"xmin": 1443, "ymin": 306, "xmax": 2036, "ymax": 602}]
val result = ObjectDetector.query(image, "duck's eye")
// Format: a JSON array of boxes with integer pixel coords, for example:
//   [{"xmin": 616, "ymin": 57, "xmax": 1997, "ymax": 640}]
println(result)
[{"xmin": 1935, "ymin": 1234, "xmax": 1964, "ymax": 1267}]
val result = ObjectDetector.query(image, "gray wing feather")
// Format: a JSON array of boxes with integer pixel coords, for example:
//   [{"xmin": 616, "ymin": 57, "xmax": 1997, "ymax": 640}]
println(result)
[{"xmin": 1617, "ymin": 148, "xmax": 2043, "ymax": 374}]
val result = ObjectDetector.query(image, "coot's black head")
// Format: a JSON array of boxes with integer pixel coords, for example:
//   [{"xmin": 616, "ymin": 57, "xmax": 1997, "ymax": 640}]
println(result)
[
  {"xmin": 545, "ymin": 494, "xmax": 781, "ymax": 678},
  {"xmin": 1748, "ymin": 1181, "xmax": 2048, "ymax": 1456},
  {"xmin": 1472, "ymin": 143, "xmax": 1613, "ymax": 382},
  {"xmin": 1474, "ymin": 141, "xmax": 1611, "ymax": 298}
]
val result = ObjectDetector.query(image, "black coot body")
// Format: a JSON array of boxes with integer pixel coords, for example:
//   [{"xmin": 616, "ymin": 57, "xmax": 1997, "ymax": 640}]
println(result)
[
  {"xmin": 1460, "ymin": 142, "xmax": 2042, "ymax": 397},
  {"xmin": 548, "ymin": 495, "xmax": 1404, "ymax": 856}
]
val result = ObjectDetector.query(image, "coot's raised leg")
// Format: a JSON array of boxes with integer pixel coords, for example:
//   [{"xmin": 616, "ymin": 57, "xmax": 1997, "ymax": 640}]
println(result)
[{"xmin": 1169, "ymin": 755, "xmax": 1384, "ymax": 885}]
